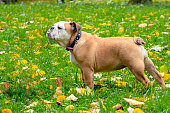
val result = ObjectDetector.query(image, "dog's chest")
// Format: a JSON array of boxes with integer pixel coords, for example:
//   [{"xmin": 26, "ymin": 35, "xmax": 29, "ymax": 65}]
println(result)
[{"xmin": 70, "ymin": 51, "xmax": 81, "ymax": 68}]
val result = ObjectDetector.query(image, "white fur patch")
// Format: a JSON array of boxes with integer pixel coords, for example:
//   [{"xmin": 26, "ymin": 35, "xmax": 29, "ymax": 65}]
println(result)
[
  {"xmin": 47, "ymin": 21, "xmax": 71, "ymax": 47},
  {"xmin": 140, "ymin": 46, "xmax": 147, "ymax": 58}
]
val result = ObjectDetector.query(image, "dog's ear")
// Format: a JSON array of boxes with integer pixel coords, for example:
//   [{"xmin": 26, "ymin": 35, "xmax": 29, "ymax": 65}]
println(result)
[{"xmin": 70, "ymin": 21, "xmax": 81, "ymax": 33}]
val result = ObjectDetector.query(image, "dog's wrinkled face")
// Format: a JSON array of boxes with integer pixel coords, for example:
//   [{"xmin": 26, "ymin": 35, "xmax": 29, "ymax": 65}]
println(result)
[
  {"xmin": 47, "ymin": 21, "xmax": 71, "ymax": 47},
  {"xmin": 47, "ymin": 21, "xmax": 81, "ymax": 47}
]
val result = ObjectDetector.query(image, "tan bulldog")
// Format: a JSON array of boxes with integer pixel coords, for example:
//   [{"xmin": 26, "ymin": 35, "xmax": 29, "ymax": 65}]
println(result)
[{"xmin": 47, "ymin": 21, "xmax": 166, "ymax": 88}]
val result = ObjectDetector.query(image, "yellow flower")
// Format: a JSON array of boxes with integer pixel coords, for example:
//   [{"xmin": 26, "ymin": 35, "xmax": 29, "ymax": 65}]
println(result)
[
  {"xmin": 85, "ymin": 25, "xmax": 93, "ymax": 30},
  {"xmin": 20, "ymin": 60, "xmax": 28, "ymax": 64},
  {"xmin": 32, "ymin": 72, "xmax": 38, "ymax": 78},
  {"xmin": 38, "ymin": 70, "xmax": 45, "ymax": 75},
  {"xmin": 57, "ymin": 94, "xmax": 66, "ymax": 101},
  {"xmin": 35, "ymin": 51, "xmax": 41, "ymax": 55},
  {"xmin": 39, "ymin": 17, "xmax": 44, "ymax": 21},
  {"xmin": 163, "ymin": 74, "xmax": 170, "ymax": 81},
  {"xmin": 26, "ymin": 85, "xmax": 29, "ymax": 89},
  {"xmin": 29, "ymin": 36, "xmax": 35, "ymax": 40},
  {"xmin": 14, "ymin": 54, "xmax": 20, "ymax": 58},
  {"xmin": 2, "ymin": 109, "xmax": 12, "ymax": 113},
  {"xmin": 0, "ymin": 67, "xmax": 6, "ymax": 70},
  {"xmin": 133, "ymin": 108, "xmax": 144, "ymax": 113},
  {"xmin": 50, "ymin": 85, "xmax": 53, "ymax": 89},
  {"xmin": 115, "ymin": 81, "xmax": 126, "ymax": 87},
  {"xmin": 118, "ymin": 27, "xmax": 124, "ymax": 33},
  {"xmin": 116, "ymin": 110, "xmax": 125, "ymax": 113},
  {"xmin": 31, "ymin": 65, "xmax": 38, "ymax": 70},
  {"xmin": 53, "ymin": 62, "xmax": 59, "ymax": 66},
  {"xmin": 155, "ymin": 31, "xmax": 159, "ymax": 37}
]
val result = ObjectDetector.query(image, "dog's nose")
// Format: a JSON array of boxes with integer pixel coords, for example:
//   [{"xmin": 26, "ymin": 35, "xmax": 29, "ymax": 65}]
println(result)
[
  {"xmin": 47, "ymin": 31, "xmax": 51, "ymax": 37},
  {"xmin": 50, "ymin": 27, "xmax": 55, "ymax": 30}
]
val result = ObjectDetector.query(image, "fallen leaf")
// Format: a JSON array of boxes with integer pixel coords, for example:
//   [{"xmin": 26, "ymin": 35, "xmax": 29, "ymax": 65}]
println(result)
[
  {"xmin": 116, "ymin": 109, "xmax": 125, "ymax": 113},
  {"xmin": 90, "ymin": 102, "xmax": 100, "ymax": 109},
  {"xmin": 24, "ymin": 109, "xmax": 33, "ymax": 113},
  {"xmin": 39, "ymin": 97, "xmax": 53, "ymax": 103},
  {"xmin": 123, "ymin": 98, "xmax": 144, "ymax": 106},
  {"xmin": 113, "ymin": 103, "xmax": 124, "ymax": 110},
  {"xmin": 66, "ymin": 94, "xmax": 78, "ymax": 101},
  {"xmin": 127, "ymin": 107, "xmax": 134, "ymax": 113},
  {"xmin": 89, "ymin": 108, "xmax": 100, "ymax": 113},
  {"xmin": 65, "ymin": 105, "xmax": 74, "ymax": 111},
  {"xmin": 118, "ymin": 27, "xmax": 124, "ymax": 33},
  {"xmin": 139, "ymin": 23, "xmax": 147, "ymax": 28},
  {"xmin": 99, "ymin": 98, "xmax": 106, "ymax": 111},
  {"xmin": 133, "ymin": 108, "xmax": 144, "ymax": 113},
  {"xmin": 56, "ymin": 101, "xmax": 65, "ymax": 106},
  {"xmin": 0, "ymin": 51, "xmax": 5, "ymax": 55},
  {"xmin": 94, "ymin": 73, "xmax": 102, "ymax": 78},
  {"xmin": 53, "ymin": 87, "xmax": 62, "ymax": 98},
  {"xmin": 149, "ymin": 45, "xmax": 165, "ymax": 51},
  {"xmin": 55, "ymin": 77, "xmax": 63, "ymax": 87},
  {"xmin": 26, "ymin": 102, "xmax": 38, "ymax": 108},
  {"xmin": 2, "ymin": 109, "xmax": 12, "ymax": 113},
  {"xmin": 57, "ymin": 94, "xmax": 66, "ymax": 102}
]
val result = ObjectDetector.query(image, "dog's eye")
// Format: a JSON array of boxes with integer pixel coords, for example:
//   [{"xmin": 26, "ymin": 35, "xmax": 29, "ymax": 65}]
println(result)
[{"xmin": 58, "ymin": 26, "xmax": 62, "ymax": 30}]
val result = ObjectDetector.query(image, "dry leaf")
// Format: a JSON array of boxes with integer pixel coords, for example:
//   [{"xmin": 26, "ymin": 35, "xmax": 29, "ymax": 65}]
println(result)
[
  {"xmin": 89, "ymin": 108, "xmax": 100, "ymax": 113},
  {"xmin": 56, "ymin": 101, "xmax": 65, "ymax": 106},
  {"xmin": 24, "ymin": 109, "xmax": 33, "ymax": 113},
  {"xmin": 55, "ymin": 77, "xmax": 63, "ymax": 87},
  {"xmin": 26, "ymin": 102, "xmax": 38, "ymax": 108},
  {"xmin": 139, "ymin": 23, "xmax": 147, "ymax": 28},
  {"xmin": 127, "ymin": 107, "xmax": 134, "ymax": 113},
  {"xmin": 66, "ymin": 94, "xmax": 78, "ymax": 101},
  {"xmin": 65, "ymin": 105, "xmax": 74, "ymax": 111},
  {"xmin": 90, "ymin": 102, "xmax": 100, "ymax": 109},
  {"xmin": 99, "ymin": 98, "xmax": 106, "ymax": 111},
  {"xmin": 113, "ymin": 103, "xmax": 124, "ymax": 110},
  {"xmin": 57, "ymin": 94, "xmax": 66, "ymax": 101},
  {"xmin": 123, "ymin": 98, "xmax": 144, "ymax": 106},
  {"xmin": 39, "ymin": 97, "xmax": 53, "ymax": 103},
  {"xmin": 53, "ymin": 87, "xmax": 62, "ymax": 98},
  {"xmin": 133, "ymin": 108, "xmax": 144, "ymax": 113}
]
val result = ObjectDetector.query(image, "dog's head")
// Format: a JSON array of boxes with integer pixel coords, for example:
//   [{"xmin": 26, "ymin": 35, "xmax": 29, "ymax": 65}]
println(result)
[{"xmin": 47, "ymin": 21, "xmax": 81, "ymax": 47}]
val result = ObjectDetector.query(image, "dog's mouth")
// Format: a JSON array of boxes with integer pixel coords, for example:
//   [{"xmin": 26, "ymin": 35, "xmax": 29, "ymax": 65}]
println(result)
[{"xmin": 47, "ymin": 30, "xmax": 55, "ymax": 40}]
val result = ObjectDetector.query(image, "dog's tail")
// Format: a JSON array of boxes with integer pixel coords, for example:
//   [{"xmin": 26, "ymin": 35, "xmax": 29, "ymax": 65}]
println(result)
[{"xmin": 133, "ymin": 37, "xmax": 145, "ymax": 45}]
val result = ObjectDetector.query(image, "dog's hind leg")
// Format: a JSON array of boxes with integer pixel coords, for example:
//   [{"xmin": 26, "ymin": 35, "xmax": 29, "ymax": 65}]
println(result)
[
  {"xmin": 128, "ymin": 60, "xmax": 150, "ymax": 86},
  {"xmin": 144, "ymin": 57, "xmax": 166, "ymax": 88}
]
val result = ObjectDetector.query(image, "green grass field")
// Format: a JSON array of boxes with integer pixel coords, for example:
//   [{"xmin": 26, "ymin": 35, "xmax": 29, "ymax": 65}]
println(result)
[{"xmin": 0, "ymin": 1, "xmax": 170, "ymax": 113}]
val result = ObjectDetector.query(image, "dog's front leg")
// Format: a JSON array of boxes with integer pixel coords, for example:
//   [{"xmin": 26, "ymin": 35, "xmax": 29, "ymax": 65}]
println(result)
[{"xmin": 81, "ymin": 67, "xmax": 94, "ymax": 88}]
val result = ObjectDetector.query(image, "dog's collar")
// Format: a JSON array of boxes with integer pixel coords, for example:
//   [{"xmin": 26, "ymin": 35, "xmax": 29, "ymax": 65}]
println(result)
[{"xmin": 66, "ymin": 30, "xmax": 81, "ymax": 51}]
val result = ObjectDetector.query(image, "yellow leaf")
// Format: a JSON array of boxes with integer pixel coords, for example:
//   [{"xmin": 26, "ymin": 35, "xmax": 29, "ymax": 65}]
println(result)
[
  {"xmin": 123, "ymin": 98, "xmax": 144, "ymax": 106},
  {"xmin": 163, "ymin": 74, "xmax": 170, "ymax": 81},
  {"xmin": 57, "ymin": 94, "xmax": 66, "ymax": 102},
  {"xmin": 133, "ymin": 108, "xmax": 144, "ymax": 113},
  {"xmin": 90, "ymin": 102, "xmax": 100, "ymax": 109},
  {"xmin": 50, "ymin": 85, "xmax": 53, "ymax": 89},
  {"xmin": 31, "ymin": 65, "xmax": 38, "ymax": 70},
  {"xmin": 0, "ymin": 67, "xmax": 6, "ymax": 70},
  {"xmin": 35, "ymin": 51, "xmax": 41, "ymax": 55},
  {"xmin": 116, "ymin": 110, "xmax": 125, "ymax": 113},
  {"xmin": 118, "ymin": 27, "xmax": 124, "ymax": 33},
  {"xmin": 26, "ymin": 102, "xmax": 38, "ymax": 108},
  {"xmin": 26, "ymin": 85, "xmax": 29, "ymax": 89},
  {"xmin": 38, "ymin": 70, "xmax": 45, "ymax": 75},
  {"xmin": 160, "ymin": 65, "xmax": 168, "ymax": 74},
  {"xmin": 86, "ymin": 25, "xmax": 93, "ymax": 30},
  {"xmin": 2, "ymin": 109, "xmax": 12, "ymax": 113},
  {"xmin": 138, "ymin": 23, "xmax": 147, "ymax": 28},
  {"xmin": 66, "ymin": 94, "xmax": 78, "ymax": 101},
  {"xmin": 65, "ymin": 105, "xmax": 74, "ymax": 111},
  {"xmin": 40, "ymin": 98, "xmax": 53, "ymax": 103},
  {"xmin": 29, "ymin": 36, "xmax": 35, "ymax": 40},
  {"xmin": 155, "ymin": 31, "xmax": 159, "ymax": 37}
]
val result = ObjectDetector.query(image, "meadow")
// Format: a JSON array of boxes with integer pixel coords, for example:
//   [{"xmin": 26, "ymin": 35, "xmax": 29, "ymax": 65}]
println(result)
[{"xmin": 0, "ymin": 1, "xmax": 170, "ymax": 113}]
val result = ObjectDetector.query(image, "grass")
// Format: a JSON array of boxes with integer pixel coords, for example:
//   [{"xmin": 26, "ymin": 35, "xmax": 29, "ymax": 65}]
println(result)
[{"xmin": 0, "ymin": 1, "xmax": 170, "ymax": 113}]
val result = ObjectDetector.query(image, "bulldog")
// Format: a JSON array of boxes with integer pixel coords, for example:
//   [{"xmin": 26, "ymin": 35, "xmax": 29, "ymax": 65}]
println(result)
[{"xmin": 47, "ymin": 21, "xmax": 166, "ymax": 88}]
